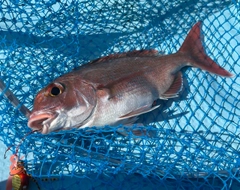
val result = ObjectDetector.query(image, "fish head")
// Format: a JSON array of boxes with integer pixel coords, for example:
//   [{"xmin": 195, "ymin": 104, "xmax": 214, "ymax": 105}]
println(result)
[{"xmin": 28, "ymin": 78, "xmax": 96, "ymax": 134}]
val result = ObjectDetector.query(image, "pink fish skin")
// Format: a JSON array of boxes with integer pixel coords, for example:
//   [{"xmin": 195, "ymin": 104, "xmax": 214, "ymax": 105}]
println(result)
[{"xmin": 27, "ymin": 21, "xmax": 233, "ymax": 134}]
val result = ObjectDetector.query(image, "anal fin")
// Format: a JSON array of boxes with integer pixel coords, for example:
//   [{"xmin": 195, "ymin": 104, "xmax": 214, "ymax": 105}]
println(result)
[{"xmin": 161, "ymin": 72, "xmax": 183, "ymax": 99}]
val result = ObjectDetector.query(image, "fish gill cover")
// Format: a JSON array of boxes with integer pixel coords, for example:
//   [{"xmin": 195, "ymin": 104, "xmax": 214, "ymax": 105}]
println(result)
[{"xmin": 0, "ymin": 0, "xmax": 239, "ymax": 189}]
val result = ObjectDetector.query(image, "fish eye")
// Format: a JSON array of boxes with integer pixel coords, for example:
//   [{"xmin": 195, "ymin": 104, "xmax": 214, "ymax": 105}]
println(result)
[
  {"xmin": 46, "ymin": 83, "xmax": 64, "ymax": 97},
  {"xmin": 51, "ymin": 86, "xmax": 61, "ymax": 96}
]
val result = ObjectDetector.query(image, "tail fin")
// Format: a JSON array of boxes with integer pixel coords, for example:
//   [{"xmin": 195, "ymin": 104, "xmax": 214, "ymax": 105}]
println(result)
[{"xmin": 178, "ymin": 21, "xmax": 233, "ymax": 77}]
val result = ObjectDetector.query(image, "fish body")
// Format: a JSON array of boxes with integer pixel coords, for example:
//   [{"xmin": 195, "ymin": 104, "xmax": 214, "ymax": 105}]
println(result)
[{"xmin": 28, "ymin": 21, "xmax": 233, "ymax": 134}]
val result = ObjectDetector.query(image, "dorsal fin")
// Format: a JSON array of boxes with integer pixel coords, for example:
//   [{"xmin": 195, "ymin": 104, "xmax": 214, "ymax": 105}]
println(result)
[
  {"xmin": 90, "ymin": 49, "xmax": 159, "ymax": 64},
  {"xmin": 125, "ymin": 49, "xmax": 159, "ymax": 57}
]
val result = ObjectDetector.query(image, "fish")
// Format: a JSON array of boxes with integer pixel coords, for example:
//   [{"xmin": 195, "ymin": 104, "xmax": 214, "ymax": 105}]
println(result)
[{"xmin": 27, "ymin": 21, "xmax": 233, "ymax": 134}]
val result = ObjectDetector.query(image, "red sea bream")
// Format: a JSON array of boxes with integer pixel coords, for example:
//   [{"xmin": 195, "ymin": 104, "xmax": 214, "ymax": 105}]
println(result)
[{"xmin": 28, "ymin": 21, "xmax": 233, "ymax": 134}]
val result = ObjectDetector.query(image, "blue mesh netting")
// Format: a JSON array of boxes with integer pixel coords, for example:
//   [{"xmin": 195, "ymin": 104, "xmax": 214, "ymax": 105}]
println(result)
[{"xmin": 0, "ymin": 0, "xmax": 239, "ymax": 189}]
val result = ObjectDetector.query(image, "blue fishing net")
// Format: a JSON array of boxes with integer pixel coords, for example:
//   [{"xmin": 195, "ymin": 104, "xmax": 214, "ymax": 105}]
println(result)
[{"xmin": 0, "ymin": 0, "xmax": 239, "ymax": 189}]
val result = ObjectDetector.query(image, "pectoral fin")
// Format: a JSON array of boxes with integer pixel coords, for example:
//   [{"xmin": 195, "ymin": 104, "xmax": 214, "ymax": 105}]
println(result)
[{"xmin": 118, "ymin": 104, "xmax": 160, "ymax": 120}]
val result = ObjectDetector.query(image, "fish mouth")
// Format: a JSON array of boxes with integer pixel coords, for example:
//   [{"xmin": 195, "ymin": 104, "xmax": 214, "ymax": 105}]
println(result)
[{"xmin": 28, "ymin": 113, "xmax": 56, "ymax": 134}]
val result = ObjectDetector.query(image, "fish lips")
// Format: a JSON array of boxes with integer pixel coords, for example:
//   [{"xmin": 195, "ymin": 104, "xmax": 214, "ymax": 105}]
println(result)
[{"xmin": 28, "ymin": 112, "xmax": 57, "ymax": 134}]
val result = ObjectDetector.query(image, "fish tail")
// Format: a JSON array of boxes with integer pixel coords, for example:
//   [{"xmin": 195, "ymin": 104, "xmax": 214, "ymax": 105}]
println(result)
[{"xmin": 178, "ymin": 21, "xmax": 233, "ymax": 77}]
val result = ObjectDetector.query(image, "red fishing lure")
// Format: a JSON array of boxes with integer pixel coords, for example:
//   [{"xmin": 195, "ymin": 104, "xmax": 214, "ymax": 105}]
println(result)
[
  {"xmin": 6, "ymin": 154, "xmax": 40, "ymax": 190},
  {"xmin": 4, "ymin": 130, "xmax": 40, "ymax": 190}
]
